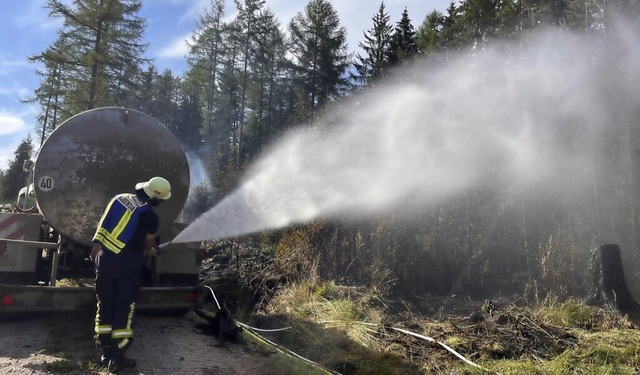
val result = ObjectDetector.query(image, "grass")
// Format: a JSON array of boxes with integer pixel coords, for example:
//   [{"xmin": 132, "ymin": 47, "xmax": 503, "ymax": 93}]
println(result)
[
  {"xmin": 254, "ymin": 280, "xmax": 423, "ymax": 374},
  {"xmin": 533, "ymin": 294, "xmax": 601, "ymax": 328},
  {"xmin": 247, "ymin": 281, "xmax": 640, "ymax": 375}
]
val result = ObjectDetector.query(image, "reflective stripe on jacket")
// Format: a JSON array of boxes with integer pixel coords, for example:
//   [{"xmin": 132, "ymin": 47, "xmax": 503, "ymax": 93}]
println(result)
[{"xmin": 92, "ymin": 193, "xmax": 151, "ymax": 254}]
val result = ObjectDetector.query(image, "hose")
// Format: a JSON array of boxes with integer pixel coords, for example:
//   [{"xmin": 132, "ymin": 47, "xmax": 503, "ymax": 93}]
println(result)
[
  {"xmin": 202, "ymin": 285, "xmax": 339, "ymax": 375},
  {"xmin": 238, "ymin": 322, "xmax": 340, "ymax": 375}
]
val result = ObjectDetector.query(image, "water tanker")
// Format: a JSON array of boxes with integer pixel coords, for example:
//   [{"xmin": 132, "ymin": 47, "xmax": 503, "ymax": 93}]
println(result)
[{"xmin": 0, "ymin": 107, "xmax": 203, "ymax": 313}]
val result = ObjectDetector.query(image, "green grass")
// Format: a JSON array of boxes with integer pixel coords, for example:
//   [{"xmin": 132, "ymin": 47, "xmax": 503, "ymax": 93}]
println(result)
[{"xmin": 533, "ymin": 294, "xmax": 600, "ymax": 328}]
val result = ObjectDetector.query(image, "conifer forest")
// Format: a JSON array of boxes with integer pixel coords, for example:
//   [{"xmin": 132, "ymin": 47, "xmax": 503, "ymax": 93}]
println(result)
[{"xmin": 7, "ymin": 0, "xmax": 640, "ymax": 303}]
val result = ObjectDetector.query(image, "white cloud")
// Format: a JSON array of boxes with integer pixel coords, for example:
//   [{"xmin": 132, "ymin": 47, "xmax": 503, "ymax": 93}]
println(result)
[
  {"xmin": 186, "ymin": 0, "xmax": 213, "ymax": 20},
  {"xmin": 0, "ymin": 114, "xmax": 32, "ymax": 170},
  {"xmin": 0, "ymin": 58, "xmax": 30, "ymax": 69},
  {"xmin": 13, "ymin": 2, "xmax": 64, "ymax": 35},
  {"xmin": 0, "ymin": 85, "xmax": 31, "ymax": 103},
  {"xmin": 0, "ymin": 132, "xmax": 26, "ymax": 171},
  {"xmin": 0, "ymin": 56, "xmax": 33, "ymax": 80},
  {"xmin": 156, "ymin": 33, "xmax": 192, "ymax": 58},
  {"xmin": 0, "ymin": 146, "xmax": 14, "ymax": 171},
  {"xmin": 0, "ymin": 106, "xmax": 38, "ymax": 170},
  {"xmin": 0, "ymin": 113, "xmax": 26, "ymax": 135},
  {"xmin": 14, "ymin": 3, "xmax": 50, "ymax": 28}
]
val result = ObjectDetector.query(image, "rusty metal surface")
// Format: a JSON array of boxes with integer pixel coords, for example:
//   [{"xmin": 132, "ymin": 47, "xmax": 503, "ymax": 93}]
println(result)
[{"xmin": 33, "ymin": 107, "xmax": 189, "ymax": 245}]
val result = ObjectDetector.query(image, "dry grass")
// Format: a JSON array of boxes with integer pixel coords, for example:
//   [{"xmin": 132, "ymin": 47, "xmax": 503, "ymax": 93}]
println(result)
[{"xmin": 251, "ymin": 282, "xmax": 640, "ymax": 375}]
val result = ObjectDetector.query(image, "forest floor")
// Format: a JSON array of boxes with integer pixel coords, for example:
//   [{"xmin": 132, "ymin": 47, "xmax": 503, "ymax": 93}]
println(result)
[{"xmin": 1, "ymin": 295, "xmax": 639, "ymax": 375}]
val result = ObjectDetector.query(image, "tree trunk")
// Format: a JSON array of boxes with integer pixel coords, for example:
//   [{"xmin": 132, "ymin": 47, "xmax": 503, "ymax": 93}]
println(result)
[{"xmin": 586, "ymin": 244, "xmax": 640, "ymax": 315}]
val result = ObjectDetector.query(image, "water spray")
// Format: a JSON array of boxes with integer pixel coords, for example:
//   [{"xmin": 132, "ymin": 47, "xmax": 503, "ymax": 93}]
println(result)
[{"xmin": 172, "ymin": 22, "xmax": 640, "ymax": 245}]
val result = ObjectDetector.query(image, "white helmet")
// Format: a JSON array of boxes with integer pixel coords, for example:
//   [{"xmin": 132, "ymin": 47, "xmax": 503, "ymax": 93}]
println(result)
[{"xmin": 136, "ymin": 176, "xmax": 171, "ymax": 200}]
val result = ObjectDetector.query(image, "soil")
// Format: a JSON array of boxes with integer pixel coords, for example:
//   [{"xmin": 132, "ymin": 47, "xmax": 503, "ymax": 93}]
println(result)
[{"xmin": 0, "ymin": 310, "xmax": 276, "ymax": 375}]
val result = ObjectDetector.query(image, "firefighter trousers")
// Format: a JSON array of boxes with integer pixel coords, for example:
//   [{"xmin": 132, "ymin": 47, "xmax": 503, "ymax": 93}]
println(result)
[{"xmin": 94, "ymin": 248, "xmax": 143, "ymax": 352}]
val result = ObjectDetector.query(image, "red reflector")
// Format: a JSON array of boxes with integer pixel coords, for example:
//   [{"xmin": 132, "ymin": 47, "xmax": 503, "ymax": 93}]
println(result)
[
  {"xmin": 186, "ymin": 291, "xmax": 197, "ymax": 302},
  {"xmin": 1, "ymin": 295, "xmax": 14, "ymax": 306}
]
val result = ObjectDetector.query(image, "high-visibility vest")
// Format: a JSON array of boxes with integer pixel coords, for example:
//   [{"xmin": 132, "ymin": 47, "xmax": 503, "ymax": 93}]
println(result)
[{"xmin": 92, "ymin": 193, "xmax": 151, "ymax": 254}]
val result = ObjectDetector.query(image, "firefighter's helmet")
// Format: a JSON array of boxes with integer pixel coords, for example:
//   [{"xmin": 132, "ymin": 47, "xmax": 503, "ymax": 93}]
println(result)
[{"xmin": 136, "ymin": 176, "xmax": 172, "ymax": 200}]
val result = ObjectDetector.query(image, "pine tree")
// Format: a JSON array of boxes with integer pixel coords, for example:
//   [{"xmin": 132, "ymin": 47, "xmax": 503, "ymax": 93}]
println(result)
[
  {"xmin": 184, "ymin": 0, "xmax": 237, "ymax": 184},
  {"xmin": 440, "ymin": 1, "xmax": 463, "ymax": 51},
  {"xmin": 288, "ymin": 0, "xmax": 351, "ymax": 122},
  {"xmin": 0, "ymin": 170, "xmax": 4, "ymax": 202},
  {"xmin": 1, "ymin": 136, "xmax": 34, "ymax": 202},
  {"xmin": 23, "ymin": 36, "xmax": 69, "ymax": 146},
  {"xmin": 30, "ymin": 0, "xmax": 149, "ymax": 120},
  {"xmin": 153, "ymin": 70, "xmax": 182, "ymax": 127},
  {"xmin": 175, "ymin": 73, "xmax": 205, "ymax": 152},
  {"xmin": 188, "ymin": 0, "xmax": 226, "ymax": 136},
  {"xmin": 353, "ymin": 2, "xmax": 393, "ymax": 87},
  {"xmin": 244, "ymin": 9, "xmax": 290, "ymax": 156},
  {"xmin": 217, "ymin": 19, "xmax": 244, "ymax": 167},
  {"xmin": 233, "ymin": 0, "xmax": 266, "ymax": 169},
  {"xmin": 386, "ymin": 7, "xmax": 419, "ymax": 67},
  {"xmin": 129, "ymin": 67, "xmax": 182, "ymax": 128},
  {"xmin": 416, "ymin": 10, "xmax": 446, "ymax": 56},
  {"xmin": 459, "ymin": 0, "xmax": 499, "ymax": 48}
]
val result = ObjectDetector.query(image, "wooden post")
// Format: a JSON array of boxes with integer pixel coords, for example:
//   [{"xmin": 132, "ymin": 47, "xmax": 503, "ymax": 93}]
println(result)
[{"xmin": 585, "ymin": 244, "xmax": 640, "ymax": 315}]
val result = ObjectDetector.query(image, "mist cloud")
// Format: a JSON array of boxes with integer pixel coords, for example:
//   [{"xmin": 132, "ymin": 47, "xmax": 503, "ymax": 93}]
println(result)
[{"xmin": 174, "ymin": 22, "xmax": 640, "ymax": 244}]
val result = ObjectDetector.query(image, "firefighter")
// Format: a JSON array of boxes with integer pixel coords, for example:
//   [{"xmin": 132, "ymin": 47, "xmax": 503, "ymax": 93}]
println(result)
[{"xmin": 89, "ymin": 176, "xmax": 171, "ymax": 372}]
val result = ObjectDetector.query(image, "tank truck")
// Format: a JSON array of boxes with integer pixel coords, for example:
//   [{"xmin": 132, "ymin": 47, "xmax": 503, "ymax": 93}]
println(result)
[{"xmin": 0, "ymin": 107, "xmax": 204, "ymax": 313}]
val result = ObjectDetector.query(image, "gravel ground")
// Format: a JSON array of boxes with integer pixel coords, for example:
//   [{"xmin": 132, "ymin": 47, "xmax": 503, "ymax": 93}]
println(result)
[{"xmin": 0, "ymin": 311, "xmax": 275, "ymax": 375}]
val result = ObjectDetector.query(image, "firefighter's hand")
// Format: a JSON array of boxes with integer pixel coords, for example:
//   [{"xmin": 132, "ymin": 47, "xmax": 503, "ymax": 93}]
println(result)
[
  {"xmin": 145, "ymin": 247, "xmax": 158, "ymax": 257},
  {"xmin": 90, "ymin": 244, "xmax": 100, "ymax": 261}
]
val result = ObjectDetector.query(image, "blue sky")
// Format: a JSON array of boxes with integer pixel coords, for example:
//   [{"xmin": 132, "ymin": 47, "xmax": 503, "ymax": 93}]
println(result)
[{"xmin": 0, "ymin": 0, "xmax": 450, "ymax": 172}]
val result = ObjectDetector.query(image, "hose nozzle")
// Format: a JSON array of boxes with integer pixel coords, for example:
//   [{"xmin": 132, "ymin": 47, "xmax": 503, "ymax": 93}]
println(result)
[{"xmin": 158, "ymin": 241, "xmax": 173, "ymax": 250}]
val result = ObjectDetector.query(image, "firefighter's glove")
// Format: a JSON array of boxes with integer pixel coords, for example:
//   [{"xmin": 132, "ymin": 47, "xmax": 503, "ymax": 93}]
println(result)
[
  {"xmin": 90, "ymin": 243, "xmax": 101, "ymax": 261},
  {"xmin": 145, "ymin": 247, "xmax": 159, "ymax": 257}
]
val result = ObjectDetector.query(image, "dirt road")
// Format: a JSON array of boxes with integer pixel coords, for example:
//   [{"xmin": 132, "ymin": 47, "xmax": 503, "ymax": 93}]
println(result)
[{"xmin": 0, "ymin": 311, "xmax": 275, "ymax": 374}]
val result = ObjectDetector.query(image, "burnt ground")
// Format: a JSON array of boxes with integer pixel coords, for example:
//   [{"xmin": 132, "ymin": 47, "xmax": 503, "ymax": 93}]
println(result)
[{"xmin": 356, "ymin": 295, "xmax": 638, "ymax": 373}]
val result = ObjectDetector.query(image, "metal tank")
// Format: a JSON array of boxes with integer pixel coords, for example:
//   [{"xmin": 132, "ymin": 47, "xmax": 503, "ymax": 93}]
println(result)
[{"xmin": 33, "ymin": 107, "xmax": 189, "ymax": 246}]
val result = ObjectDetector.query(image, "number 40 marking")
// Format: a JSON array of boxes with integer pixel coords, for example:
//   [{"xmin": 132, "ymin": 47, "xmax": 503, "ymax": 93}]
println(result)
[{"xmin": 38, "ymin": 176, "xmax": 55, "ymax": 192}]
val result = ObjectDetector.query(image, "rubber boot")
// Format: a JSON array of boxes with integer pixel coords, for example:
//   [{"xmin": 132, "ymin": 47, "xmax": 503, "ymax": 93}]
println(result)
[
  {"xmin": 107, "ymin": 347, "xmax": 137, "ymax": 373},
  {"xmin": 94, "ymin": 333, "xmax": 112, "ymax": 367},
  {"xmin": 99, "ymin": 345, "xmax": 112, "ymax": 367}
]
